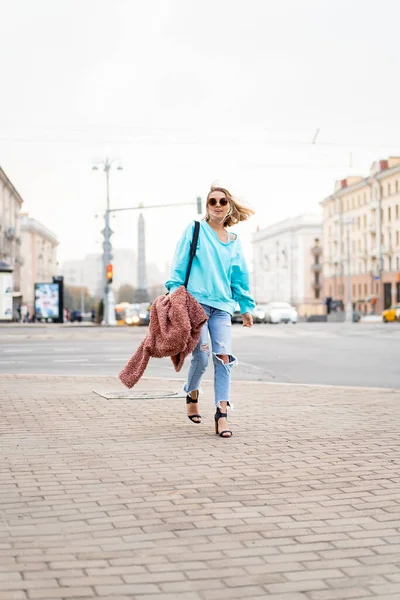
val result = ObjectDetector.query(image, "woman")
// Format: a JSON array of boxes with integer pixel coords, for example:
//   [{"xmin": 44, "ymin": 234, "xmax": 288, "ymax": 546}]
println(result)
[{"xmin": 165, "ymin": 185, "xmax": 255, "ymax": 438}]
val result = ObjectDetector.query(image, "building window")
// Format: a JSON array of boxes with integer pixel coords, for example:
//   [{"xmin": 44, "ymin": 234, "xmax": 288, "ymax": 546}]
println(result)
[
  {"xmin": 389, "ymin": 256, "xmax": 392, "ymax": 271},
  {"xmin": 364, "ymin": 192, "xmax": 367, "ymax": 204},
  {"xmin": 396, "ymin": 180, "xmax": 399, "ymax": 194},
  {"xmin": 396, "ymin": 205, "xmax": 399, "ymax": 220},
  {"xmin": 397, "ymin": 256, "xmax": 399, "ymax": 271},
  {"xmin": 364, "ymin": 214, "xmax": 367, "ymax": 228},
  {"xmin": 396, "ymin": 231, "xmax": 399, "ymax": 246},
  {"xmin": 388, "ymin": 207, "xmax": 392, "ymax": 222},
  {"xmin": 364, "ymin": 283, "xmax": 368, "ymax": 296},
  {"xmin": 388, "ymin": 183, "xmax": 391, "ymax": 196}
]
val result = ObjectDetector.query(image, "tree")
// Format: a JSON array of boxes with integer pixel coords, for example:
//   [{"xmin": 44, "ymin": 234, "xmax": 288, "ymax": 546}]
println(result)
[
  {"xmin": 64, "ymin": 285, "xmax": 99, "ymax": 312},
  {"xmin": 118, "ymin": 284, "xmax": 135, "ymax": 303},
  {"xmin": 96, "ymin": 299, "xmax": 104, "ymax": 324}
]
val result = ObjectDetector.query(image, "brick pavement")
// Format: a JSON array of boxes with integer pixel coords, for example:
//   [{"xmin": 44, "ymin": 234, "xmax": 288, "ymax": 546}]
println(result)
[{"xmin": 1, "ymin": 374, "xmax": 400, "ymax": 600}]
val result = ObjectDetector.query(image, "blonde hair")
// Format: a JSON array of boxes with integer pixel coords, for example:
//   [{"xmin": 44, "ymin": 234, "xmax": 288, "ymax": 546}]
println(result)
[{"xmin": 206, "ymin": 185, "xmax": 255, "ymax": 228}]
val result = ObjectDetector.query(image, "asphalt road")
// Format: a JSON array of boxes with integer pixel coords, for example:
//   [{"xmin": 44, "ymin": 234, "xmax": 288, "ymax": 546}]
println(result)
[{"xmin": 1, "ymin": 321, "xmax": 399, "ymax": 389}]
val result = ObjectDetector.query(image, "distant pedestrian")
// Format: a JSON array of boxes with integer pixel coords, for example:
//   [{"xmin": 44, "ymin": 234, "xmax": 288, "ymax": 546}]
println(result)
[
  {"xmin": 165, "ymin": 185, "xmax": 255, "ymax": 438},
  {"xmin": 91, "ymin": 308, "xmax": 95, "ymax": 322}
]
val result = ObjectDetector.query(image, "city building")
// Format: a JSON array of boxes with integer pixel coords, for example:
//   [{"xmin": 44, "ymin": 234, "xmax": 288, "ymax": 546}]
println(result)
[
  {"xmin": 61, "ymin": 248, "xmax": 137, "ymax": 300},
  {"xmin": 252, "ymin": 214, "xmax": 324, "ymax": 317},
  {"xmin": 321, "ymin": 157, "xmax": 400, "ymax": 314},
  {"xmin": 19, "ymin": 213, "xmax": 59, "ymax": 314},
  {"xmin": 0, "ymin": 166, "xmax": 24, "ymax": 316}
]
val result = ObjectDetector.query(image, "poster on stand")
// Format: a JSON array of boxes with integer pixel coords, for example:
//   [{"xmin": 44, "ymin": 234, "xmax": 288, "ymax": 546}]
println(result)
[
  {"xmin": 0, "ymin": 273, "xmax": 13, "ymax": 320},
  {"xmin": 34, "ymin": 283, "xmax": 60, "ymax": 320}
]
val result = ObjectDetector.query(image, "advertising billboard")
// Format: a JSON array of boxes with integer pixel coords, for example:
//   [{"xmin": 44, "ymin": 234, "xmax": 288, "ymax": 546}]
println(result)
[
  {"xmin": 0, "ymin": 273, "xmax": 13, "ymax": 320},
  {"xmin": 34, "ymin": 283, "xmax": 60, "ymax": 320}
]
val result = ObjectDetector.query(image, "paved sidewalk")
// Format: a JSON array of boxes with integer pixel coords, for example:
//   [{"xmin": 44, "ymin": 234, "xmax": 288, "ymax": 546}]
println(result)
[{"xmin": 1, "ymin": 375, "xmax": 400, "ymax": 600}]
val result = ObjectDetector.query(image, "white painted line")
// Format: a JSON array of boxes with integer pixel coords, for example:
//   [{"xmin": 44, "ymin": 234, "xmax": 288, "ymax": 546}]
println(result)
[
  {"xmin": 53, "ymin": 359, "xmax": 89, "ymax": 363},
  {"xmin": 238, "ymin": 361, "xmax": 264, "ymax": 372},
  {"xmin": 53, "ymin": 348, "xmax": 79, "ymax": 352},
  {"xmin": 0, "ymin": 360, "xmax": 19, "ymax": 364},
  {"xmin": 107, "ymin": 357, "xmax": 131, "ymax": 361},
  {"xmin": 3, "ymin": 349, "xmax": 33, "ymax": 354}
]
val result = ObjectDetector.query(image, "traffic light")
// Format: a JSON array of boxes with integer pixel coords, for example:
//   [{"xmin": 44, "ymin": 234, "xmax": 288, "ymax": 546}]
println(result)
[
  {"xmin": 106, "ymin": 263, "xmax": 113, "ymax": 284},
  {"xmin": 196, "ymin": 197, "xmax": 202, "ymax": 214}
]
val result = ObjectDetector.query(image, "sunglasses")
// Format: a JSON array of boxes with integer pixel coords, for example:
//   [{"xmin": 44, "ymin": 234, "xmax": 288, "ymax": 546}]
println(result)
[{"xmin": 208, "ymin": 197, "xmax": 229, "ymax": 207}]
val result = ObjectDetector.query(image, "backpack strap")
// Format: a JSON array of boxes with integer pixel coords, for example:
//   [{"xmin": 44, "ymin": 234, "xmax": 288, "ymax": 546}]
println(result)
[{"xmin": 183, "ymin": 221, "xmax": 200, "ymax": 288}]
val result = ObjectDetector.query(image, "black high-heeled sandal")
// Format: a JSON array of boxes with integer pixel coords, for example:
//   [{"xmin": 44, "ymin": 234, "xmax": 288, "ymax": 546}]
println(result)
[
  {"xmin": 214, "ymin": 407, "xmax": 232, "ymax": 437},
  {"xmin": 186, "ymin": 393, "xmax": 201, "ymax": 424}
]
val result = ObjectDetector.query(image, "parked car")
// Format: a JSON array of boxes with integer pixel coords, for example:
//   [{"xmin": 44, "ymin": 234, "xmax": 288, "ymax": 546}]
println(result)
[
  {"xmin": 231, "ymin": 309, "xmax": 243, "ymax": 324},
  {"xmin": 70, "ymin": 310, "xmax": 82, "ymax": 323},
  {"xmin": 264, "ymin": 302, "xmax": 298, "ymax": 324},
  {"xmin": 231, "ymin": 305, "xmax": 268, "ymax": 324},
  {"xmin": 252, "ymin": 305, "xmax": 268, "ymax": 323},
  {"xmin": 382, "ymin": 303, "xmax": 400, "ymax": 322}
]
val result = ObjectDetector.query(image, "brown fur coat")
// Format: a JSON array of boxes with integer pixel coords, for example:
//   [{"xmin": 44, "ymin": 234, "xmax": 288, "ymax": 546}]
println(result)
[{"xmin": 119, "ymin": 286, "xmax": 208, "ymax": 389}]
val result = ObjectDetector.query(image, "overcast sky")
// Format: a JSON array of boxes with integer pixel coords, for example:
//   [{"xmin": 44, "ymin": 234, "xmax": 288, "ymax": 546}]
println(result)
[{"xmin": 1, "ymin": 0, "xmax": 400, "ymax": 271}]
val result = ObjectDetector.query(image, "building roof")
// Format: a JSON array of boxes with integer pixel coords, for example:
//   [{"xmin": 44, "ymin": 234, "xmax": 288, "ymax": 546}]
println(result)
[
  {"xmin": 20, "ymin": 214, "xmax": 58, "ymax": 246},
  {"xmin": 252, "ymin": 213, "xmax": 322, "ymax": 242},
  {"xmin": 0, "ymin": 166, "xmax": 24, "ymax": 206},
  {"xmin": 320, "ymin": 156, "xmax": 400, "ymax": 205}
]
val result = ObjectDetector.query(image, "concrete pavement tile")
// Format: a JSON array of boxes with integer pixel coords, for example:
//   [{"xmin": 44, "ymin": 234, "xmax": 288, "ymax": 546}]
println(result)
[{"xmin": 1, "ymin": 374, "xmax": 400, "ymax": 599}]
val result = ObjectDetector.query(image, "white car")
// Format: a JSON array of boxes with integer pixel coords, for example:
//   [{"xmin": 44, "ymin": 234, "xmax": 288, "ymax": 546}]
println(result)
[{"xmin": 265, "ymin": 302, "xmax": 298, "ymax": 324}]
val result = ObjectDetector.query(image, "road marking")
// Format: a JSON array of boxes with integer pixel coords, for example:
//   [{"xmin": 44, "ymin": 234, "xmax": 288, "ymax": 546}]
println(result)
[
  {"xmin": 3, "ymin": 349, "xmax": 33, "ymax": 353},
  {"xmin": 238, "ymin": 361, "xmax": 265, "ymax": 372},
  {"xmin": 53, "ymin": 348, "xmax": 79, "ymax": 352},
  {"xmin": 53, "ymin": 359, "xmax": 89, "ymax": 363}
]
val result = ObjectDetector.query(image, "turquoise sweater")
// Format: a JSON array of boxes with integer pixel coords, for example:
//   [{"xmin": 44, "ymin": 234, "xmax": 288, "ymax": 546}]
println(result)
[{"xmin": 165, "ymin": 221, "xmax": 255, "ymax": 316}]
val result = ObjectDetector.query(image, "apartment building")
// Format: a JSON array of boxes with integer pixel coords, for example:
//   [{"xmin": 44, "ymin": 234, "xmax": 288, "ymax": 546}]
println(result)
[
  {"xmin": 19, "ymin": 213, "xmax": 59, "ymax": 314},
  {"xmin": 252, "ymin": 214, "xmax": 324, "ymax": 317},
  {"xmin": 0, "ymin": 167, "xmax": 24, "ymax": 308},
  {"xmin": 321, "ymin": 157, "xmax": 400, "ymax": 314}
]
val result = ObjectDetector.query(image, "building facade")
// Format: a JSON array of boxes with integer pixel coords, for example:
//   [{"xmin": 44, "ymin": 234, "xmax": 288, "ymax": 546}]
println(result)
[
  {"xmin": 61, "ymin": 248, "xmax": 137, "ymax": 301},
  {"xmin": 0, "ymin": 167, "xmax": 24, "ymax": 305},
  {"xmin": 19, "ymin": 213, "xmax": 59, "ymax": 313},
  {"xmin": 252, "ymin": 214, "xmax": 324, "ymax": 317},
  {"xmin": 321, "ymin": 157, "xmax": 400, "ymax": 314}
]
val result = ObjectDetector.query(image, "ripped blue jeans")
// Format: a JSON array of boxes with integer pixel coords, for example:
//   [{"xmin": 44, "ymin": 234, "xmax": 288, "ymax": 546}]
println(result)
[{"xmin": 184, "ymin": 304, "xmax": 237, "ymax": 407}]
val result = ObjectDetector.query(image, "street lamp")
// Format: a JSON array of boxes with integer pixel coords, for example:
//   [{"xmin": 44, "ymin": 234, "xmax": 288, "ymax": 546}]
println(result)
[
  {"xmin": 344, "ymin": 216, "xmax": 357, "ymax": 323},
  {"xmin": 92, "ymin": 157, "xmax": 123, "ymax": 326}
]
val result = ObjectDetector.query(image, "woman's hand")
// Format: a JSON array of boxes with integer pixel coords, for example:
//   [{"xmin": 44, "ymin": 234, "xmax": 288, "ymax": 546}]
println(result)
[{"xmin": 242, "ymin": 312, "xmax": 253, "ymax": 328}]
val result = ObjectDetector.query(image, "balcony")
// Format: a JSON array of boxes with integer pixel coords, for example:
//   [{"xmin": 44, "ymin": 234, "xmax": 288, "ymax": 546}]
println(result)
[{"xmin": 4, "ymin": 227, "xmax": 16, "ymax": 240}]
